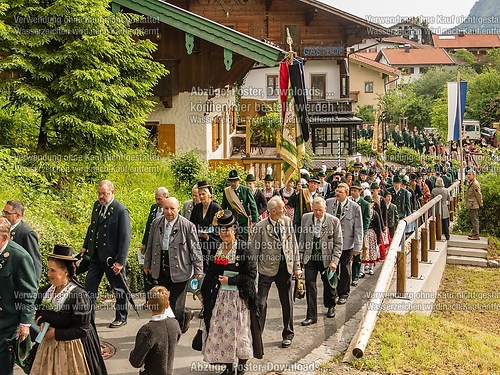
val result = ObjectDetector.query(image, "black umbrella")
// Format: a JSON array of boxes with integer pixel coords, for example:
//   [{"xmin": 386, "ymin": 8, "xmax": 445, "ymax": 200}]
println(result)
[{"xmin": 106, "ymin": 257, "xmax": 140, "ymax": 317}]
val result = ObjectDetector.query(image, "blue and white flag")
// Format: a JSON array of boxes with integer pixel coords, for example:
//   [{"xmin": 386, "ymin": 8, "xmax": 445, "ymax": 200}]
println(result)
[{"xmin": 447, "ymin": 81, "xmax": 467, "ymax": 142}]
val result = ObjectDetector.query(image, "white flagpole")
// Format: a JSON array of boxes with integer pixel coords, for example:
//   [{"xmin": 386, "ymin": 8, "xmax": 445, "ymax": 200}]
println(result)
[{"xmin": 457, "ymin": 72, "xmax": 464, "ymax": 185}]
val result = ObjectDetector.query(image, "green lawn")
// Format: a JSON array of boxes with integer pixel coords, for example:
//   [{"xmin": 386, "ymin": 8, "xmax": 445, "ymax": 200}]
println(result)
[{"xmin": 321, "ymin": 265, "xmax": 500, "ymax": 375}]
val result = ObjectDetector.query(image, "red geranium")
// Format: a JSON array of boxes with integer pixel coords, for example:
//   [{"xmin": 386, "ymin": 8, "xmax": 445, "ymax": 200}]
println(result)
[{"xmin": 214, "ymin": 257, "xmax": 229, "ymax": 265}]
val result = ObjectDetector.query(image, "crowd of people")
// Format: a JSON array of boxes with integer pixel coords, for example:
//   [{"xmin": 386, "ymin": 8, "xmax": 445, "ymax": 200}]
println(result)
[{"xmin": 0, "ymin": 156, "xmax": 484, "ymax": 375}]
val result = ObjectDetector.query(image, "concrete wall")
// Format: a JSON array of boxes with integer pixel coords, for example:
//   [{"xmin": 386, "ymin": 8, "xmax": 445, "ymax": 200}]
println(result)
[
  {"xmin": 349, "ymin": 62, "xmax": 387, "ymax": 110},
  {"xmin": 148, "ymin": 89, "xmax": 236, "ymax": 160}
]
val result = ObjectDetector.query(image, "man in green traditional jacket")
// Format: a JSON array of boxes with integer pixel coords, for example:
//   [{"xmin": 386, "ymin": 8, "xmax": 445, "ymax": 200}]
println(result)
[
  {"xmin": 221, "ymin": 170, "xmax": 259, "ymax": 241},
  {"xmin": 0, "ymin": 217, "xmax": 37, "ymax": 375}
]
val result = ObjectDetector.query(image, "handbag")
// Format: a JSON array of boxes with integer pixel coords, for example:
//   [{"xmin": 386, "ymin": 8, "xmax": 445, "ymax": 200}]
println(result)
[
  {"xmin": 5, "ymin": 336, "xmax": 38, "ymax": 374},
  {"xmin": 191, "ymin": 319, "xmax": 203, "ymax": 351}
]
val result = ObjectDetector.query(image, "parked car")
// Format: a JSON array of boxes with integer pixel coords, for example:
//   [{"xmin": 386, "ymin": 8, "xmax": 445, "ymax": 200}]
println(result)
[
  {"xmin": 462, "ymin": 120, "xmax": 481, "ymax": 141},
  {"xmin": 481, "ymin": 127, "xmax": 498, "ymax": 147}
]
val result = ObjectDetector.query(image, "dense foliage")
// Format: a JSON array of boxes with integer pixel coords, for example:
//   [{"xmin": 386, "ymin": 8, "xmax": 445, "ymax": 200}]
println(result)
[
  {"xmin": 454, "ymin": 173, "xmax": 500, "ymax": 237},
  {"xmin": 0, "ymin": 0, "xmax": 167, "ymax": 154},
  {"xmin": 382, "ymin": 52, "xmax": 500, "ymax": 136}
]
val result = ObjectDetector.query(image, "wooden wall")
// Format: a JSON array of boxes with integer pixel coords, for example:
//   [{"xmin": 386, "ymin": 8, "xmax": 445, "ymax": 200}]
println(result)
[{"xmin": 169, "ymin": 0, "xmax": 357, "ymax": 57}]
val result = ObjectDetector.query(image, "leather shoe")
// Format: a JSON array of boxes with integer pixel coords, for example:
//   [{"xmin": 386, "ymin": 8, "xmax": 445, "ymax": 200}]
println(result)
[
  {"xmin": 109, "ymin": 320, "xmax": 127, "ymax": 328},
  {"xmin": 281, "ymin": 339, "xmax": 292, "ymax": 348},
  {"xmin": 351, "ymin": 279, "xmax": 358, "ymax": 286},
  {"xmin": 337, "ymin": 296, "xmax": 347, "ymax": 305},
  {"xmin": 326, "ymin": 307, "xmax": 336, "ymax": 318},
  {"xmin": 182, "ymin": 308, "xmax": 194, "ymax": 334},
  {"xmin": 301, "ymin": 318, "xmax": 317, "ymax": 326}
]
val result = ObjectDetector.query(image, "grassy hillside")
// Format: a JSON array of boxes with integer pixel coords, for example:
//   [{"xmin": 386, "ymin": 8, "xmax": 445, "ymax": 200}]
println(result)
[{"xmin": 0, "ymin": 148, "xmax": 187, "ymax": 293}]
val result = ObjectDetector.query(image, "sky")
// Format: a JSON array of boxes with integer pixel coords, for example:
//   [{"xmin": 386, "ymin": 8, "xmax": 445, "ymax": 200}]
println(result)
[{"xmin": 321, "ymin": 0, "xmax": 478, "ymax": 33}]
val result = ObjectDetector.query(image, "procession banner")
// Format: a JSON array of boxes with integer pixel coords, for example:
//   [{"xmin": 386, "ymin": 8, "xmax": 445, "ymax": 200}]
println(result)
[{"xmin": 447, "ymin": 81, "xmax": 467, "ymax": 142}]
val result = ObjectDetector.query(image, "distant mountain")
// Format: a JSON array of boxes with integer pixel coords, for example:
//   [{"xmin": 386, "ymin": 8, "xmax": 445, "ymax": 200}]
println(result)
[{"xmin": 448, "ymin": 0, "xmax": 500, "ymax": 34}]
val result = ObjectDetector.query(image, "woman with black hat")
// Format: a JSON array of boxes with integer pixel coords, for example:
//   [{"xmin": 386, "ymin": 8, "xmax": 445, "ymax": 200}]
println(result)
[
  {"xmin": 30, "ymin": 245, "xmax": 107, "ymax": 375},
  {"xmin": 200, "ymin": 210, "xmax": 262, "ymax": 375},
  {"xmin": 190, "ymin": 181, "xmax": 222, "ymax": 272}
]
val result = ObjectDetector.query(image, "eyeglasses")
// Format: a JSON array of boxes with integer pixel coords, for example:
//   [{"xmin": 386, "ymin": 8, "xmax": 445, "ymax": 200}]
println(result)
[{"xmin": 2, "ymin": 210, "xmax": 17, "ymax": 215}]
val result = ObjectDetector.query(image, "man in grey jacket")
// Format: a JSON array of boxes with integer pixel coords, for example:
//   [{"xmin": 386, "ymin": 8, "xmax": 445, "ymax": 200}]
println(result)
[
  {"xmin": 144, "ymin": 197, "xmax": 203, "ymax": 330},
  {"xmin": 326, "ymin": 183, "xmax": 363, "ymax": 305},
  {"xmin": 299, "ymin": 197, "xmax": 343, "ymax": 326},
  {"xmin": 251, "ymin": 196, "xmax": 301, "ymax": 348}
]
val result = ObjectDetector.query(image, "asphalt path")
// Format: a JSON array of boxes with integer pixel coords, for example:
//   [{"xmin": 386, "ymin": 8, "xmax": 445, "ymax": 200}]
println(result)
[{"xmin": 15, "ymin": 269, "xmax": 380, "ymax": 375}]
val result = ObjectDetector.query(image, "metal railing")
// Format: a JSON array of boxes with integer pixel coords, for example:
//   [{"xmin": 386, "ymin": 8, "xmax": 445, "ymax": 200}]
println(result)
[{"xmin": 350, "ymin": 180, "xmax": 461, "ymax": 359}]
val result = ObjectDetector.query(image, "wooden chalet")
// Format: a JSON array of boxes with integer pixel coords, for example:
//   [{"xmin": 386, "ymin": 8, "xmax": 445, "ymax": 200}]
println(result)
[
  {"xmin": 165, "ymin": 0, "xmax": 391, "ymax": 169},
  {"xmin": 111, "ymin": 0, "xmax": 284, "ymax": 160}
]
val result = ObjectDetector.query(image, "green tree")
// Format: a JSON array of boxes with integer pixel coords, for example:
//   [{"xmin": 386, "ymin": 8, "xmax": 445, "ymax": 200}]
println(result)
[
  {"xmin": 412, "ymin": 66, "xmax": 476, "ymax": 100},
  {"xmin": 405, "ymin": 95, "xmax": 432, "ymax": 127},
  {"xmin": 467, "ymin": 71, "xmax": 500, "ymax": 125},
  {"xmin": 355, "ymin": 105, "xmax": 375, "ymax": 122},
  {"xmin": 381, "ymin": 85, "xmax": 416, "ymax": 124},
  {"xmin": 480, "ymin": 96, "xmax": 500, "ymax": 126},
  {"xmin": 0, "ymin": 0, "xmax": 167, "ymax": 154},
  {"xmin": 451, "ymin": 49, "xmax": 476, "ymax": 65},
  {"xmin": 430, "ymin": 92, "xmax": 448, "ymax": 138},
  {"xmin": 480, "ymin": 48, "xmax": 500, "ymax": 72}
]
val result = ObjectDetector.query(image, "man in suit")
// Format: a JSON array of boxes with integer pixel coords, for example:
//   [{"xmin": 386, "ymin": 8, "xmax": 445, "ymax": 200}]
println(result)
[
  {"xmin": 81, "ymin": 179, "xmax": 131, "ymax": 328},
  {"xmin": 181, "ymin": 185, "xmax": 200, "ymax": 221},
  {"xmin": 288, "ymin": 175, "xmax": 320, "ymax": 236},
  {"xmin": 0, "ymin": 218, "xmax": 37, "ymax": 375},
  {"xmin": 140, "ymin": 187, "xmax": 170, "ymax": 299},
  {"xmin": 326, "ymin": 183, "xmax": 363, "ymax": 305},
  {"xmin": 144, "ymin": 197, "xmax": 203, "ymax": 330},
  {"xmin": 387, "ymin": 176, "xmax": 412, "ymax": 221},
  {"xmin": 299, "ymin": 197, "xmax": 343, "ymax": 326},
  {"xmin": 466, "ymin": 170, "xmax": 483, "ymax": 240},
  {"xmin": 349, "ymin": 182, "xmax": 370, "ymax": 285},
  {"xmin": 221, "ymin": 170, "xmax": 259, "ymax": 241},
  {"xmin": 251, "ymin": 196, "xmax": 301, "ymax": 348},
  {"xmin": 2, "ymin": 200, "xmax": 42, "ymax": 283}
]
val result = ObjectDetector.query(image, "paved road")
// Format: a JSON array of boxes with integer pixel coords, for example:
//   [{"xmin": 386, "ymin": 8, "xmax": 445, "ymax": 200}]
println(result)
[{"xmin": 15, "ymin": 270, "xmax": 379, "ymax": 375}]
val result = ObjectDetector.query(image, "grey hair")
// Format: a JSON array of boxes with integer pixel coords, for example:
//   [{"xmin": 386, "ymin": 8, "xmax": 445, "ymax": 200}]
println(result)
[
  {"xmin": 198, "ymin": 187, "xmax": 212, "ymax": 197},
  {"xmin": 6, "ymin": 200, "xmax": 25, "ymax": 216},
  {"xmin": 155, "ymin": 187, "xmax": 169, "ymax": 196},
  {"xmin": 0, "ymin": 217, "xmax": 11, "ymax": 234},
  {"xmin": 267, "ymin": 196, "xmax": 284, "ymax": 211},
  {"xmin": 312, "ymin": 196, "xmax": 326, "ymax": 208}
]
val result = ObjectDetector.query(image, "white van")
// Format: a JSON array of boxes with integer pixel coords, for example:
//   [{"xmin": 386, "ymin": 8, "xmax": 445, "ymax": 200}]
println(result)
[{"xmin": 463, "ymin": 120, "xmax": 480, "ymax": 141}]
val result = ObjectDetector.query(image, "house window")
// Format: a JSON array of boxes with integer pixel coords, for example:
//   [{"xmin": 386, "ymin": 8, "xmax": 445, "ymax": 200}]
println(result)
[
  {"xmin": 212, "ymin": 115, "xmax": 222, "ymax": 152},
  {"xmin": 401, "ymin": 67, "xmax": 415, "ymax": 75},
  {"xmin": 364, "ymin": 81, "xmax": 374, "ymax": 93},
  {"xmin": 311, "ymin": 74, "xmax": 326, "ymax": 100},
  {"xmin": 312, "ymin": 125, "xmax": 357, "ymax": 156},
  {"xmin": 420, "ymin": 67, "xmax": 429, "ymax": 74},
  {"xmin": 266, "ymin": 75, "xmax": 279, "ymax": 98}
]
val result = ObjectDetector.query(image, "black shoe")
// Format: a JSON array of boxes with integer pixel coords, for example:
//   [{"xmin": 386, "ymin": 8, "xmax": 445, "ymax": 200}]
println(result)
[
  {"xmin": 301, "ymin": 318, "xmax": 317, "ymax": 326},
  {"xmin": 109, "ymin": 320, "xmax": 127, "ymax": 328},
  {"xmin": 182, "ymin": 308, "xmax": 194, "ymax": 334},
  {"xmin": 220, "ymin": 364, "xmax": 235, "ymax": 375},
  {"xmin": 326, "ymin": 307, "xmax": 336, "ymax": 318},
  {"xmin": 198, "ymin": 307, "xmax": 204, "ymax": 319},
  {"xmin": 236, "ymin": 360, "xmax": 247, "ymax": 375},
  {"xmin": 337, "ymin": 297, "xmax": 347, "ymax": 305},
  {"xmin": 281, "ymin": 338, "xmax": 292, "ymax": 348}
]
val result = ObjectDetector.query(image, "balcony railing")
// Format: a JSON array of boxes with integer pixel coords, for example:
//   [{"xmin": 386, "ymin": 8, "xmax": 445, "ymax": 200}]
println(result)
[{"xmin": 307, "ymin": 99, "xmax": 353, "ymax": 116}]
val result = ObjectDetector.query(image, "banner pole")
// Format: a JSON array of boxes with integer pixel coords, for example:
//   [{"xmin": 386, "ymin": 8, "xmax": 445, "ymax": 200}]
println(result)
[{"xmin": 457, "ymin": 72, "xmax": 464, "ymax": 200}]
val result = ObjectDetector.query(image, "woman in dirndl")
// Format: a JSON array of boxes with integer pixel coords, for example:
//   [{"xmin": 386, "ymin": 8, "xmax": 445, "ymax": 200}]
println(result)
[
  {"xmin": 280, "ymin": 180, "xmax": 296, "ymax": 220},
  {"xmin": 30, "ymin": 244, "xmax": 107, "ymax": 375},
  {"xmin": 361, "ymin": 196, "xmax": 383, "ymax": 276},
  {"xmin": 201, "ymin": 210, "xmax": 262, "ymax": 375}
]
